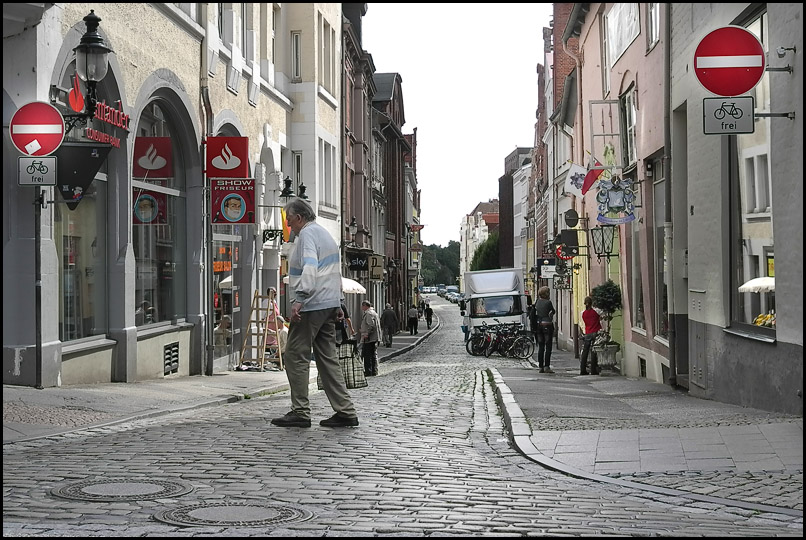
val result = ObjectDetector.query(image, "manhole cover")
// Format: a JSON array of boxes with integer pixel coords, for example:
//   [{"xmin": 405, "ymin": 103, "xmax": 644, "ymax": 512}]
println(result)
[
  {"xmin": 154, "ymin": 501, "xmax": 314, "ymax": 528},
  {"xmin": 51, "ymin": 478, "xmax": 193, "ymax": 502}
]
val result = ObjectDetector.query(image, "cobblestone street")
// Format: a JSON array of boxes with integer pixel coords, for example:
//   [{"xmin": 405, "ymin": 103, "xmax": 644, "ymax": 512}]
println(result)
[{"xmin": 2, "ymin": 316, "xmax": 802, "ymax": 536}]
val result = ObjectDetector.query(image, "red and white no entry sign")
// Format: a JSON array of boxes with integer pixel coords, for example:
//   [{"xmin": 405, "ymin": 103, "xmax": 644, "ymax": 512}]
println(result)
[
  {"xmin": 694, "ymin": 26, "xmax": 765, "ymax": 97},
  {"xmin": 10, "ymin": 101, "xmax": 66, "ymax": 156}
]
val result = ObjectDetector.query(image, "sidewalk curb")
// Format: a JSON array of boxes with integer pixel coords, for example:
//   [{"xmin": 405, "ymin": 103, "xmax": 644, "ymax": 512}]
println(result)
[
  {"xmin": 487, "ymin": 367, "xmax": 803, "ymax": 518},
  {"xmin": 4, "ymin": 320, "xmax": 440, "ymax": 446},
  {"xmin": 380, "ymin": 317, "xmax": 441, "ymax": 364},
  {"xmin": 3, "ymin": 388, "xmax": 285, "ymax": 446}
]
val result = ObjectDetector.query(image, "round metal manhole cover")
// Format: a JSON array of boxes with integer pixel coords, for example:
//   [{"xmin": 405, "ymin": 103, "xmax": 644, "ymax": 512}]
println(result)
[
  {"xmin": 51, "ymin": 478, "xmax": 193, "ymax": 502},
  {"xmin": 153, "ymin": 501, "xmax": 314, "ymax": 528}
]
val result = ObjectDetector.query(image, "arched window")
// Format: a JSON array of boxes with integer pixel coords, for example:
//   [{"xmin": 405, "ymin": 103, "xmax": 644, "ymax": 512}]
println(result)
[{"xmin": 132, "ymin": 101, "xmax": 187, "ymax": 326}]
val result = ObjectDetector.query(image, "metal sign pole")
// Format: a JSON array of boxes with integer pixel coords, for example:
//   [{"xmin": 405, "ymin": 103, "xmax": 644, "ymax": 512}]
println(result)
[
  {"xmin": 205, "ymin": 140, "xmax": 215, "ymax": 376},
  {"xmin": 34, "ymin": 187, "xmax": 43, "ymax": 389}
]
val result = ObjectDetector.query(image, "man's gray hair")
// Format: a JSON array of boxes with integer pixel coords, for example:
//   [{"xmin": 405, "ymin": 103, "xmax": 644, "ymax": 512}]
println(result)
[
  {"xmin": 362, "ymin": 300, "xmax": 372, "ymax": 307},
  {"xmin": 283, "ymin": 197, "xmax": 316, "ymax": 222}
]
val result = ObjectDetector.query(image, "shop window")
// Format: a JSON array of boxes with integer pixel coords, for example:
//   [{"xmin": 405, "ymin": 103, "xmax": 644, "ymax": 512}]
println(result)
[
  {"xmin": 652, "ymin": 158, "xmax": 668, "ymax": 340},
  {"xmin": 132, "ymin": 101, "xmax": 187, "ymax": 326},
  {"xmin": 731, "ymin": 12, "xmax": 775, "ymax": 334},
  {"xmin": 54, "ymin": 64, "xmax": 109, "ymax": 342},
  {"xmin": 630, "ymin": 215, "xmax": 645, "ymax": 331},
  {"xmin": 54, "ymin": 178, "xmax": 108, "ymax": 341},
  {"xmin": 213, "ymin": 231, "xmax": 241, "ymax": 359}
]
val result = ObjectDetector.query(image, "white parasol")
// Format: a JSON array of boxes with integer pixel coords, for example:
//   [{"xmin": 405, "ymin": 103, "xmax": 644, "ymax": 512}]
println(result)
[
  {"xmin": 738, "ymin": 277, "xmax": 775, "ymax": 293},
  {"xmin": 341, "ymin": 277, "xmax": 366, "ymax": 294},
  {"xmin": 219, "ymin": 275, "xmax": 233, "ymax": 289},
  {"xmin": 281, "ymin": 275, "xmax": 367, "ymax": 295}
]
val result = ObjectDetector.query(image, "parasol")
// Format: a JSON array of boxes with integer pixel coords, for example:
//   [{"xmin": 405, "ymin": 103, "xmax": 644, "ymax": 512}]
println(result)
[
  {"xmin": 738, "ymin": 277, "xmax": 775, "ymax": 293},
  {"xmin": 281, "ymin": 275, "xmax": 367, "ymax": 295},
  {"xmin": 341, "ymin": 277, "xmax": 366, "ymax": 294}
]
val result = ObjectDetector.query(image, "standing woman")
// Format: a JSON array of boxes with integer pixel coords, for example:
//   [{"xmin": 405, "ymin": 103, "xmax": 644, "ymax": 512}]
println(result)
[
  {"xmin": 580, "ymin": 296, "xmax": 602, "ymax": 375},
  {"xmin": 532, "ymin": 286, "xmax": 556, "ymax": 373}
]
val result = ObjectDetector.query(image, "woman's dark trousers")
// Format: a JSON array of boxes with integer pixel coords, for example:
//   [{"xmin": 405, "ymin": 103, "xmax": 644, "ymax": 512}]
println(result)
[{"xmin": 535, "ymin": 323, "xmax": 553, "ymax": 369}]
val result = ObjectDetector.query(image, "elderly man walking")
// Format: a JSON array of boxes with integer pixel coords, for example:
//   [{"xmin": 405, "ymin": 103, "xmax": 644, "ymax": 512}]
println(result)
[{"xmin": 271, "ymin": 198, "xmax": 359, "ymax": 428}]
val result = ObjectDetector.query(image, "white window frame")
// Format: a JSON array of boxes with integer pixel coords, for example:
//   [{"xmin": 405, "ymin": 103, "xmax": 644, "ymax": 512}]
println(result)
[
  {"xmin": 621, "ymin": 88, "xmax": 637, "ymax": 166},
  {"xmin": 291, "ymin": 31, "xmax": 301, "ymax": 81},
  {"xmin": 606, "ymin": 3, "xmax": 640, "ymax": 67},
  {"xmin": 647, "ymin": 3, "xmax": 660, "ymax": 49}
]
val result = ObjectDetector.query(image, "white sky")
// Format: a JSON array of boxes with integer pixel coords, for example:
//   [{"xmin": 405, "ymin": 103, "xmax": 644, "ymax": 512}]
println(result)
[{"xmin": 362, "ymin": 3, "xmax": 554, "ymax": 247}]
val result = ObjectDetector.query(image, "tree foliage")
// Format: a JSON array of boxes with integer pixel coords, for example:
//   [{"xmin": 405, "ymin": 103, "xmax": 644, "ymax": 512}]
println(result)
[
  {"xmin": 470, "ymin": 230, "xmax": 500, "ymax": 271},
  {"xmin": 591, "ymin": 279, "xmax": 622, "ymax": 346},
  {"xmin": 421, "ymin": 241, "xmax": 460, "ymax": 286}
]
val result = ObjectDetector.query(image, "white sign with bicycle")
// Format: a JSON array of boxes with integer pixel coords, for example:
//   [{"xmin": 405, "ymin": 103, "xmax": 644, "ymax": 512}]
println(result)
[
  {"xmin": 703, "ymin": 96, "xmax": 754, "ymax": 135},
  {"xmin": 18, "ymin": 156, "xmax": 57, "ymax": 186}
]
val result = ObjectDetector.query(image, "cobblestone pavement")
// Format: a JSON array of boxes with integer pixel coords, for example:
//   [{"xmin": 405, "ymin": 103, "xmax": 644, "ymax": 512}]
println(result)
[{"xmin": 3, "ymin": 306, "xmax": 803, "ymax": 536}]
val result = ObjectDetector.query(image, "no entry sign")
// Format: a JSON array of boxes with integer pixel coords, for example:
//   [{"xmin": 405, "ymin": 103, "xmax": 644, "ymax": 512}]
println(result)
[
  {"xmin": 694, "ymin": 26, "xmax": 765, "ymax": 97},
  {"xmin": 10, "ymin": 101, "xmax": 65, "ymax": 156}
]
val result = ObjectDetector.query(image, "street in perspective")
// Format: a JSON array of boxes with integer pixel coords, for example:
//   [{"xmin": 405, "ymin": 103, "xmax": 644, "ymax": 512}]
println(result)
[{"xmin": 3, "ymin": 298, "xmax": 802, "ymax": 537}]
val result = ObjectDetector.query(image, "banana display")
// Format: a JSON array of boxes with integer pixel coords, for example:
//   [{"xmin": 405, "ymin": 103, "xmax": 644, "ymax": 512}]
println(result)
[{"xmin": 753, "ymin": 312, "xmax": 776, "ymax": 327}]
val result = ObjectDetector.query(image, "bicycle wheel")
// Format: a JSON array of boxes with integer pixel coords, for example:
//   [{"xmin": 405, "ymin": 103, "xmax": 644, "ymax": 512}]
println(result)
[
  {"xmin": 465, "ymin": 334, "xmax": 485, "ymax": 356},
  {"xmin": 510, "ymin": 336, "xmax": 535, "ymax": 359},
  {"xmin": 484, "ymin": 336, "xmax": 497, "ymax": 357}
]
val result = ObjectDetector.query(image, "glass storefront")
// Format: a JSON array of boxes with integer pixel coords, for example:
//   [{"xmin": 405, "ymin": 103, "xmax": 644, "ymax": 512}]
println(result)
[{"xmin": 132, "ymin": 102, "xmax": 187, "ymax": 326}]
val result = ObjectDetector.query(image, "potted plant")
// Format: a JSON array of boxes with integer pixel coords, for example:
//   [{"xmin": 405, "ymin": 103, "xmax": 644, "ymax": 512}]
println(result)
[{"xmin": 590, "ymin": 279, "xmax": 622, "ymax": 368}]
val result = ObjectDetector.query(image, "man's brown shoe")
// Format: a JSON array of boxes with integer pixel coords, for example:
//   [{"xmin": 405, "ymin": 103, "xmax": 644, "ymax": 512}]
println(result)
[
  {"xmin": 319, "ymin": 413, "xmax": 359, "ymax": 427},
  {"xmin": 271, "ymin": 411, "xmax": 311, "ymax": 428}
]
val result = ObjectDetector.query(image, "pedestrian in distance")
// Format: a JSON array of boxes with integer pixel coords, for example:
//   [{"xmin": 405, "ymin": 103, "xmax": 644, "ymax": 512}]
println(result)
[
  {"xmin": 380, "ymin": 303, "xmax": 398, "ymax": 347},
  {"xmin": 271, "ymin": 198, "xmax": 359, "ymax": 428},
  {"xmin": 359, "ymin": 300, "xmax": 381, "ymax": 376},
  {"xmin": 424, "ymin": 303, "xmax": 434, "ymax": 329},
  {"xmin": 529, "ymin": 286, "xmax": 556, "ymax": 373},
  {"xmin": 407, "ymin": 304, "xmax": 419, "ymax": 335},
  {"xmin": 580, "ymin": 296, "xmax": 602, "ymax": 375}
]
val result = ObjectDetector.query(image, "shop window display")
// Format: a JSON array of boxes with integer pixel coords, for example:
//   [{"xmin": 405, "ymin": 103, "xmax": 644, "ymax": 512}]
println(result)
[{"xmin": 132, "ymin": 102, "xmax": 186, "ymax": 326}]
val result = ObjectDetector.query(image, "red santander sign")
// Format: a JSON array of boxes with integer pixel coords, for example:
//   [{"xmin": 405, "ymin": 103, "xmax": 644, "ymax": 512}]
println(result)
[
  {"xmin": 694, "ymin": 26, "xmax": 765, "ymax": 97},
  {"xmin": 10, "ymin": 102, "xmax": 65, "ymax": 156}
]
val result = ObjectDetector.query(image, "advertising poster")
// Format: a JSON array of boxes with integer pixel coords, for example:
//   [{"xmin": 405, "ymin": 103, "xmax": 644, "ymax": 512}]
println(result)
[
  {"xmin": 133, "ymin": 189, "xmax": 168, "ymax": 225},
  {"xmin": 212, "ymin": 178, "xmax": 255, "ymax": 224}
]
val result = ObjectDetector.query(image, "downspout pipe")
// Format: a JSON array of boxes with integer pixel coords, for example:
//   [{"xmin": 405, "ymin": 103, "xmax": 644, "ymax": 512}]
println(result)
[
  {"xmin": 201, "ymin": 4, "xmax": 215, "ymax": 376},
  {"xmin": 563, "ymin": 21, "xmax": 584, "ymax": 357},
  {"xmin": 663, "ymin": 3, "xmax": 677, "ymax": 387}
]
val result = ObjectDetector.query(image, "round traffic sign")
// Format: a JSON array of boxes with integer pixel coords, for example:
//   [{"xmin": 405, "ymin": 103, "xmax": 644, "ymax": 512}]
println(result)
[
  {"xmin": 694, "ymin": 26, "xmax": 765, "ymax": 97},
  {"xmin": 9, "ymin": 101, "xmax": 66, "ymax": 156}
]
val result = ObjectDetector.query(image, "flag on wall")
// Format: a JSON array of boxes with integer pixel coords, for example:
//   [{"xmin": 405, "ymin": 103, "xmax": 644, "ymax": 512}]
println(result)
[
  {"xmin": 582, "ymin": 156, "xmax": 605, "ymax": 195},
  {"xmin": 564, "ymin": 163, "xmax": 587, "ymax": 197}
]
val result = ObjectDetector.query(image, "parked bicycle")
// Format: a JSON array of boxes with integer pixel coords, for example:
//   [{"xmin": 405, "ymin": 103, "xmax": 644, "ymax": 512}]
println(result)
[{"xmin": 465, "ymin": 320, "xmax": 534, "ymax": 359}]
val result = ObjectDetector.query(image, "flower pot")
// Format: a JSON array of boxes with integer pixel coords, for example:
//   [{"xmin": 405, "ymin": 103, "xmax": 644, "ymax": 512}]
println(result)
[{"xmin": 592, "ymin": 343, "xmax": 620, "ymax": 369}]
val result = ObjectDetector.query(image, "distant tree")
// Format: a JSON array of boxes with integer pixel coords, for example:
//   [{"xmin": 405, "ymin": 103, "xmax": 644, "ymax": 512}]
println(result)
[
  {"xmin": 470, "ymin": 230, "xmax": 500, "ymax": 271},
  {"xmin": 422, "ymin": 241, "xmax": 460, "ymax": 285}
]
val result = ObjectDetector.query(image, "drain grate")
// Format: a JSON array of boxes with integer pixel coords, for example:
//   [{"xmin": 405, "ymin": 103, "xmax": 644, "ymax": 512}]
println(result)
[
  {"xmin": 51, "ymin": 478, "xmax": 193, "ymax": 502},
  {"xmin": 153, "ymin": 501, "xmax": 314, "ymax": 528}
]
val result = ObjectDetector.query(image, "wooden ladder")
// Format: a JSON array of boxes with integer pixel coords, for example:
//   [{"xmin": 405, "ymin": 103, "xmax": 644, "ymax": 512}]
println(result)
[{"xmin": 238, "ymin": 290, "xmax": 285, "ymax": 371}]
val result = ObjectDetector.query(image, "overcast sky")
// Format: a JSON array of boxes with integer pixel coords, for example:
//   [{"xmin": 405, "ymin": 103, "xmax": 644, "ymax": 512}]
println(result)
[{"xmin": 361, "ymin": 3, "xmax": 554, "ymax": 247}]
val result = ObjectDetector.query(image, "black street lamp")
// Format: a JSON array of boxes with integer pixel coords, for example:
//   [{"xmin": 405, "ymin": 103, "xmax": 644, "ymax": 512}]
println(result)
[
  {"xmin": 297, "ymin": 182, "xmax": 309, "ymax": 200},
  {"xmin": 280, "ymin": 176, "xmax": 296, "ymax": 199},
  {"xmin": 590, "ymin": 225, "xmax": 617, "ymax": 262},
  {"xmin": 348, "ymin": 216, "xmax": 358, "ymax": 240},
  {"xmin": 64, "ymin": 10, "xmax": 113, "ymax": 134}
]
